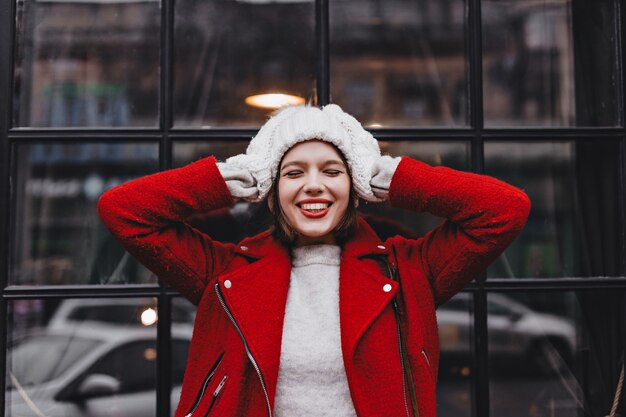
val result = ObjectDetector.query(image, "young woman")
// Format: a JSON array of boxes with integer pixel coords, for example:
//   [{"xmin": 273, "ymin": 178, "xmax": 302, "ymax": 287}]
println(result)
[{"xmin": 98, "ymin": 104, "xmax": 530, "ymax": 417}]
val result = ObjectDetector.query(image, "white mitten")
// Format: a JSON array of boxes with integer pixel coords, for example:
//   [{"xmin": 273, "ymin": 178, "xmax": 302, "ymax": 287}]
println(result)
[
  {"xmin": 217, "ymin": 162, "xmax": 260, "ymax": 201},
  {"xmin": 370, "ymin": 155, "xmax": 402, "ymax": 201},
  {"xmin": 225, "ymin": 106, "xmax": 304, "ymax": 201}
]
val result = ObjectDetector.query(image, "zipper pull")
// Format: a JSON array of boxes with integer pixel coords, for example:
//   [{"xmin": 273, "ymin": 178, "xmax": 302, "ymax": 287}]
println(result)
[
  {"xmin": 390, "ymin": 263, "xmax": 398, "ymax": 280},
  {"xmin": 213, "ymin": 375, "xmax": 228, "ymax": 397}
]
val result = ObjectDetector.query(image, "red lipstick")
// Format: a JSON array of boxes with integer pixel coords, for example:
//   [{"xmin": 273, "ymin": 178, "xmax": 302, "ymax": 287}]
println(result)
[
  {"xmin": 299, "ymin": 206, "xmax": 330, "ymax": 218},
  {"xmin": 297, "ymin": 199, "xmax": 333, "ymax": 219}
]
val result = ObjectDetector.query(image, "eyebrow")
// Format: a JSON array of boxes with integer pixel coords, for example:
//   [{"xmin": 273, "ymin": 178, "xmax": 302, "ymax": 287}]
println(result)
[{"xmin": 280, "ymin": 159, "xmax": 346, "ymax": 171}]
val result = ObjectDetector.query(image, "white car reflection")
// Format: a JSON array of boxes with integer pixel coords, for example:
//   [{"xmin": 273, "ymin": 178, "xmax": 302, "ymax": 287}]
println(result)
[
  {"xmin": 8, "ymin": 325, "xmax": 191, "ymax": 417},
  {"xmin": 437, "ymin": 293, "xmax": 576, "ymax": 375},
  {"xmin": 47, "ymin": 297, "xmax": 196, "ymax": 329}
]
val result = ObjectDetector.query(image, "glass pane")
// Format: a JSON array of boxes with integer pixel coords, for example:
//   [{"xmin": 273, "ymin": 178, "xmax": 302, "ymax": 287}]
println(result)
[
  {"xmin": 174, "ymin": 0, "xmax": 315, "ymax": 127},
  {"xmin": 488, "ymin": 291, "xmax": 626, "ymax": 417},
  {"xmin": 171, "ymin": 297, "xmax": 196, "ymax": 417},
  {"xmin": 174, "ymin": 140, "xmax": 470, "ymax": 243},
  {"xmin": 6, "ymin": 298, "xmax": 162, "ymax": 417},
  {"xmin": 484, "ymin": 141, "xmax": 622, "ymax": 279},
  {"xmin": 13, "ymin": 0, "xmax": 160, "ymax": 128},
  {"xmin": 437, "ymin": 292, "xmax": 473, "ymax": 417},
  {"xmin": 10, "ymin": 143, "xmax": 160, "ymax": 285},
  {"xmin": 482, "ymin": 0, "xmax": 620, "ymax": 127},
  {"xmin": 330, "ymin": 0, "xmax": 469, "ymax": 127}
]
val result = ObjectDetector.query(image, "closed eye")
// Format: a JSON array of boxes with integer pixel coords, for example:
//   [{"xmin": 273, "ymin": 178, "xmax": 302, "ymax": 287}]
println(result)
[
  {"xmin": 325, "ymin": 170, "xmax": 343, "ymax": 176},
  {"xmin": 283, "ymin": 171, "xmax": 303, "ymax": 178}
]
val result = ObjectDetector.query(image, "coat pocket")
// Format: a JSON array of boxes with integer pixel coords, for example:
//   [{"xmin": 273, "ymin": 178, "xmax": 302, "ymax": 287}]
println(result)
[
  {"xmin": 184, "ymin": 352, "xmax": 225, "ymax": 417},
  {"xmin": 204, "ymin": 374, "xmax": 228, "ymax": 416}
]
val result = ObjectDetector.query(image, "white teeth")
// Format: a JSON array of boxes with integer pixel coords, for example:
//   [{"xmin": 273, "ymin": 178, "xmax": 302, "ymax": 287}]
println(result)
[{"xmin": 300, "ymin": 203, "xmax": 329, "ymax": 210}]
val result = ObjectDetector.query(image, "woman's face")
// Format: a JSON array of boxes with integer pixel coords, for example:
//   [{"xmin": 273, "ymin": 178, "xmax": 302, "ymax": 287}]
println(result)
[{"xmin": 278, "ymin": 140, "xmax": 351, "ymax": 246}]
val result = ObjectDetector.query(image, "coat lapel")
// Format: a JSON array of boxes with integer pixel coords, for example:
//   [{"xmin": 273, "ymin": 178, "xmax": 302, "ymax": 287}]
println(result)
[
  {"xmin": 339, "ymin": 218, "xmax": 399, "ymax": 358},
  {"xmin": 215, "ymin": 234, "xmax": 291, "ymax": 409}
]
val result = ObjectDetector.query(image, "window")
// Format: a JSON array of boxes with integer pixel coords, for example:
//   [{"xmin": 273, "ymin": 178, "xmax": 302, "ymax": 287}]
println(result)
[{"xmin": 1, "ymin": 0, "xmax": 624, "ymax": 416}]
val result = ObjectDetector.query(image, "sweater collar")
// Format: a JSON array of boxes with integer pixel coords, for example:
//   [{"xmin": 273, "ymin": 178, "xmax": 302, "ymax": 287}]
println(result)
[{"xmin": 291, "ymin": 244, "xmax": 341, "ymax": 267}]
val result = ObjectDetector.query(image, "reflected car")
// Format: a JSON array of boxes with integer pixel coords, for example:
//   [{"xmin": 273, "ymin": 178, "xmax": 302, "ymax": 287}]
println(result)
[
  {"xmin": 7, "ymin": 325, "xmax": 191, "ymax": 417},
  {"xmin": 437, "ymin": 293, "xmax": 576, "ymax": 375},
  {"xmin": 47, "ymin": 297, "xmax": 196, "ymax": 329}
]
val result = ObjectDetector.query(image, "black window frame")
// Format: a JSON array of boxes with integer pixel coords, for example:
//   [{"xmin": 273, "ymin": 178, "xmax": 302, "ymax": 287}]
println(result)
[{"xmin": 1, "ymin": 0, "xmax": 625, "ymax": 416}]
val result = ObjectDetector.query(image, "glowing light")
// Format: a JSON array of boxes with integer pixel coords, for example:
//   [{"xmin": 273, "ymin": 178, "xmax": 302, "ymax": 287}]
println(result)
[
  {"xmin": 143, "ymin": 348, "xmax": 157, "ymax": 361},
  {"xmin": 367, "ymin": 123, "xmax": 383, "ymax": 128},
  {"xmin": 245, "ymin": 93, "xmax": 305, "ymax": 110},
  {"xmin": 141, "ymin": 308, "xmax": 158, "ymax": 326}
]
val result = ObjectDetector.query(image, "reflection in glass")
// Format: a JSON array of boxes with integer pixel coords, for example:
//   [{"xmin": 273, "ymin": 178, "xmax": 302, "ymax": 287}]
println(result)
[
  {"xmin": 174, "ymin": 141, "xmax": 470, "ymax": 243},
  {"xmin": 174, "ymin": 0, "xmax": 315, "ymax": 127},
  {"xmin": 5, "ymin": 298, "xmax": 180, "ymax": 417},
  {"xmin": 485, "ymin": 141, "xmax": 621, "ymax": 279},
  {"xmin": 330, "ymin": 0, "xmax": 469, "ymax": 127},
  {"xmin": 10, "ymin": 143, "xmax": 159, "ymax": 285},
  {"xmin": 482, "ymin": 0, "xmax": 620, "ymax": 126},
  {"xmin": 13, "ymin": 0, "xmax": 160, "ymax": 127},
  {"xmin": 488, "ymin": 291, "xmax": 625, "ymax": 417},
  {"xmin": 171, "ymin": 297, "xmax": 197, "ymax": 416},
  {"xmin": 437, "ymin": 293, "xmax": 473, "ymax": 417}
]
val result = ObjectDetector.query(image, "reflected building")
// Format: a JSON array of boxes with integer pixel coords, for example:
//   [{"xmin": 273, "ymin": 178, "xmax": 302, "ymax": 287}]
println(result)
[
  {"xmin": 15, "ymin": 0, "xmax": 613, "ymax": 128},
  {"xmin": 2, "ymin": 0, "xmax": 625, "ymax": 417}
]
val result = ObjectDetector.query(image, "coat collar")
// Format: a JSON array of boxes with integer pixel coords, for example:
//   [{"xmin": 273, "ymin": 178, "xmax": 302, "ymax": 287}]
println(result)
[
  {"xmin": 216, "ymin": 216, "xmax": 399, "ymax": 408},
  {"xmin": 232, "ymin": 216, "xmax": 392, "ymax": 259}
]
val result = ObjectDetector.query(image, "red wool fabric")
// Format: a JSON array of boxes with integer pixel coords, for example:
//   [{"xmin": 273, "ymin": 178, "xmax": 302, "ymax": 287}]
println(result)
[{"xmin": 98, "ymin": 155, "xmax": 530, "ymax": 417}]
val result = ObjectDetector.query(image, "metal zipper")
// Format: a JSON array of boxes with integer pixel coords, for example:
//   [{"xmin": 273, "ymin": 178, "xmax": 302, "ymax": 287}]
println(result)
[
  {"xmin": 422, "ymin": 349, "xmax": 431, "ymax": 368},
  {"xmin": 213, "ymin": 375, "xmax": 228, "ymax": 398},
  {"xmin": 203, "ymin": 375, "xmax": 229, "ymax": 417},
  {"xmin": 392, "ymin": 298, "xmax": 413, "ymax": 417},
  {"xmin": 185, "ymin": 352, "xmax": 225, "ymax": 417},
  {"xmin": 386, "ymin": 260, "xmax": 417, "ymax": 417},
  {"xmin": 215, "ymin": 283, "xmax": 273, "ymax": 417}
]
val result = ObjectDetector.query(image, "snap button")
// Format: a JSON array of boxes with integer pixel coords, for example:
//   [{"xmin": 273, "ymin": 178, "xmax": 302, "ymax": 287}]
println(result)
[
  {"xmin": 383, "ymin": 284, "xmax": 392, "ymax": 292},
  {"xmin": 377, "ymin": 245, "xmax": 386, "ymax": 250},
  {"xmin": 224, "ymin": 280, "xmax": 232, "ymax": 289},
  {"xmin": 240, "ymin": 246, "xmax": 248, "ymax": 251}
]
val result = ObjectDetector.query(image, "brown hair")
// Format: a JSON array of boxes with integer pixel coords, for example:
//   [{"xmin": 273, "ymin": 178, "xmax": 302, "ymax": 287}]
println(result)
[{"xmin": 270, "ymin": 143, "xmax": 358, "ymax": 246}]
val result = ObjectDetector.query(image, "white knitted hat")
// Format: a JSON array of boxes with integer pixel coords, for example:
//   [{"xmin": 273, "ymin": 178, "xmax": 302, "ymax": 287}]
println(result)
[{"xmin": 226, "ymin": 104, "xmax": 381, "ymax": 202}]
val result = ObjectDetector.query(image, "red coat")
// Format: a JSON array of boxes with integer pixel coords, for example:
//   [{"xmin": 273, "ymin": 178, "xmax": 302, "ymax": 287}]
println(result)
[{"xmin": 98, "ymin": 156, "xmax": 530, "ymax": 417}]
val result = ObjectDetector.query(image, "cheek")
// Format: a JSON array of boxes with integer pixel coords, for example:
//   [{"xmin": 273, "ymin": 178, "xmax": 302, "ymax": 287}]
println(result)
[
  {"xmin": 277, "ymin": 180, "xmax": 297, "ymax": 212},
  {"xmin": 335, "ymin": 180, "xmax": 352, "ymax": 206}
]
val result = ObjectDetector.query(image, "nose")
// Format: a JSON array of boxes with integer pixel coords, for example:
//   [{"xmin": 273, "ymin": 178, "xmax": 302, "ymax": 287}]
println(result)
[{"xmin": 303, "ymin": 172, "xmax": 324, "ymax": 194}]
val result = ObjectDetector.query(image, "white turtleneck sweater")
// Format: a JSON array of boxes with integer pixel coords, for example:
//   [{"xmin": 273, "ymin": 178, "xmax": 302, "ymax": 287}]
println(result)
[{"xmin": 273, "ymin": 244, "xmax": 357, "ymax": 417}]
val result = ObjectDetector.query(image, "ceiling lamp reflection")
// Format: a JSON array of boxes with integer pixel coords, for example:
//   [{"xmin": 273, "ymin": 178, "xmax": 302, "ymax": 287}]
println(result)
[{"xmin": 245, "ymin": 93, "xmax": 305, "ymax": 110}]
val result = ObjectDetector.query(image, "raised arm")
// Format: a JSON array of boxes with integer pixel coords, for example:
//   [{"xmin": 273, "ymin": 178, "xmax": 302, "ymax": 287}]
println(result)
[
  {"xmin": 97, "ymin": 156, "xmax": 237, "ymax": 304},
  {"xmin": 387, "ymin": 156, "xmax": 531, "ymax": 306}
]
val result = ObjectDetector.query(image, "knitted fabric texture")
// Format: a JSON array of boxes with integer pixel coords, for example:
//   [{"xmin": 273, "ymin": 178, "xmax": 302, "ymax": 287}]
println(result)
[
  {"xmin": 225, "ymin": 104, "xmax": 382, "ymax": 202},
  {"xmin": 274, "ymin": 244, "xmax": 357, "ymax": 417}
]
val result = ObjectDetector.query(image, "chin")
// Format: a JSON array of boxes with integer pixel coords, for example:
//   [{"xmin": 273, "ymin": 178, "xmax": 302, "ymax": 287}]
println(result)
[
  {"xmin": 295, "ymin": 227, "xmax": 336, "ymax": 245},
  {"xmin": 297, "ymin": 223, "xmax": 335, "ymax": 237}
]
